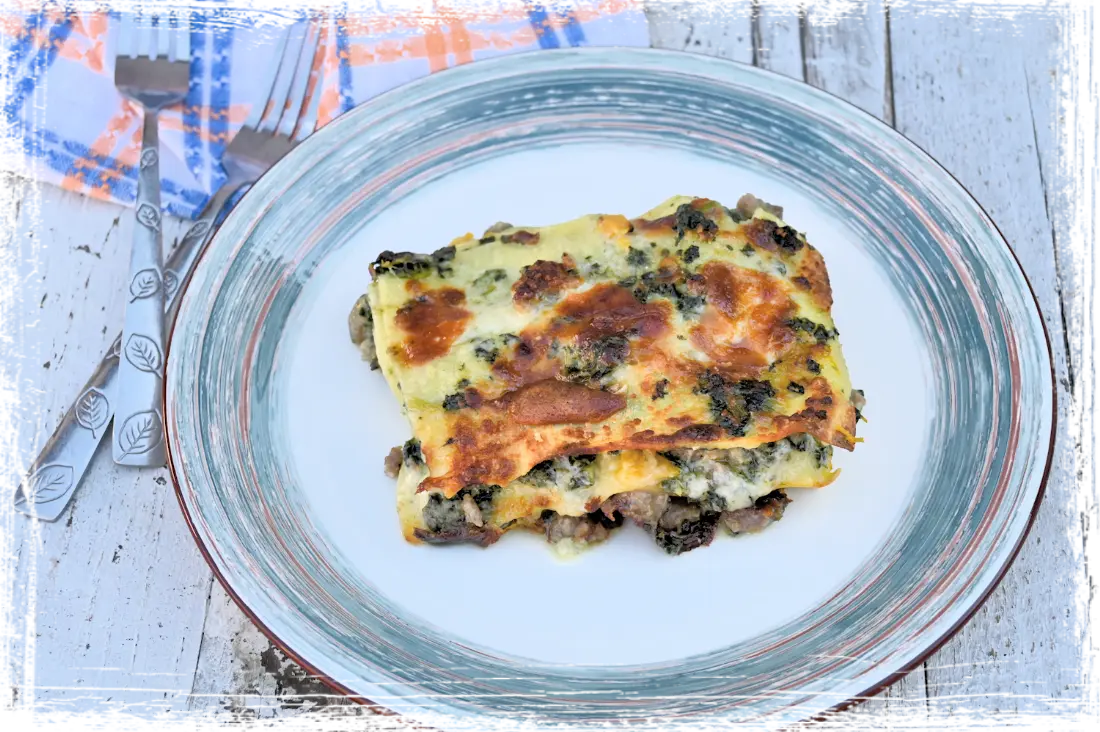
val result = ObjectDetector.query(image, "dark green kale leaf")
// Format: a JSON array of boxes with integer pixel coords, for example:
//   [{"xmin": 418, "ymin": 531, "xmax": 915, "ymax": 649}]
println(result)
[{"xmin": 673, "ymin": 203, "xmax": 718, "ymax": 242}]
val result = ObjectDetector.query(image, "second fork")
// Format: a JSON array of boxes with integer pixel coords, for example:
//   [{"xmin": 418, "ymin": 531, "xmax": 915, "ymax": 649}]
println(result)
[{"xmin": 10, "ymin": 17, "xmax": 330, "ymax": 521}]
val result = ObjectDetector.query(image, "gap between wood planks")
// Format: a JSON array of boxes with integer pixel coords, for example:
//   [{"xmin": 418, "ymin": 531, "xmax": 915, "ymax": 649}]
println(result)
[{"xmin": 1025, "ymin": 69, "xmax": 1100, "ymax": 656}]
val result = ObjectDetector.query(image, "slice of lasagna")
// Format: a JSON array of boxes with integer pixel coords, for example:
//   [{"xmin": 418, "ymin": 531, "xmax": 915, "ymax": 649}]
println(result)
[{"xmin": 349, "ymin": 195, "xmax": 864, "ymax": 555}]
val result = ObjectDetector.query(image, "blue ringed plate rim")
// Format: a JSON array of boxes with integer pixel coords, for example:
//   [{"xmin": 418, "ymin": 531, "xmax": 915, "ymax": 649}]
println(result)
[{"xmin": 164, "ymin": 45, "xmax": 1057, "ymax": 724}]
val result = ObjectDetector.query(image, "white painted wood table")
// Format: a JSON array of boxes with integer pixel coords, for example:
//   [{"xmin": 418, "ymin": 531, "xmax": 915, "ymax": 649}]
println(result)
[{"xmin": 3, "ymin": 2, "xmax": 1091, "ymax": 727}]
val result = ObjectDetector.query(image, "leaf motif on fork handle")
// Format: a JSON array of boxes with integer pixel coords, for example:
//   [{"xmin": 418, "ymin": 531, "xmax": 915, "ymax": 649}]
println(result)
[
  {"xmin": 18, "ymin": 465, "xmax": 75, "ymax": 507},
  {"xmin": 182, "ymin": 219, "xmax": 210, "ymax": 243},
  {"xmin": 129, "ymin": 267, "xmax": 161, "ymax": 302},
  {"xmin": 124, "ymin": 335, "xmax": 164, "ymax": 375},
  {"xmin": 75, "ymin": 388, "xmax": 110, "ymax": 440},
  {"xmin": 117, "ymin": 411, "xmax": 164, "ymax": 458},
  {"xmin": 113, "ymin": 130, "xmax": 169, "ymax": 466},
  {"xmin": 136, "ymin": 202, "xmax": 161, "ymax": 231},
  {"xmin": 163, "ymin": 270, "xmax": 179, "ymax": 299},
  {"xmin": 15, "ymin": 15, "xmax": 325, "ymax": 517},
  {"xmin": 140, "ymin": 148, "xmax": 158, "ymax": 169}
]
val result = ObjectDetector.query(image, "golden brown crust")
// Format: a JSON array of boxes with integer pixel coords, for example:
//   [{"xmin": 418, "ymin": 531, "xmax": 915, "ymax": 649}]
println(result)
[
  {"xmin": 495, "ymin": 380, "xmax": 627, "ymax": 426},
  {"xmin": 367, "ymin": 196, "xmax": 859, "ymax": 496},
  {"xmin": 488, "ymin": 283, "xmax": 672, "ymax": 396},
  {"xmin": 553, "ymin": 283, "xmax": 671, "ymax": 345},
  {"xmin": 692, "ymin": 261, "xmax": 796, "ymax": 372},
  {"xmin": 392, "ymin": 285, "xmax": 470, "ymax": 366},
  {"xmin": 512, "ymin": 258, "xmax": 582, "ymax": 306},
  {"xmin": 501, "ymin": 229, "xmax": 540, "ymax": 245},
  {"xmin": 794, "ymin": 245, "xmax": 834, "ymax": 310}
]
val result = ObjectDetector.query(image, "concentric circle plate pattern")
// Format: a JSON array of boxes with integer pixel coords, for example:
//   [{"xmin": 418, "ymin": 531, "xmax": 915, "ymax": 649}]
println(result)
[{"xmin": 166, "ymin": 48, "xmax": 1054, "ymax": 728}]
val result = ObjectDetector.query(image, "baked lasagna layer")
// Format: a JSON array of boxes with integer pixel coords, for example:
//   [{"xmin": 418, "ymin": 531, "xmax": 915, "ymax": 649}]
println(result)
[
  {"xmin": 391, "ymin": 433, "xmax": 837, "ymax": 555},
  {"xmin": 352, "ymin": 194, "xmax": 863, "ymax": 554}
]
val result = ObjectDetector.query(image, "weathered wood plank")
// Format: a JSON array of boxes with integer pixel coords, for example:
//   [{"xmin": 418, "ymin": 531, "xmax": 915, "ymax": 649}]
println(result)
[
  {"xmin": 1037, "ymin": 2, "xmax": 1095, "ymax": 712},
  {"xmin": 753, "ymin": 0, "xmax": 805, "ymax": 80},
  {"xmin": 802, "ymin": 0, "xmax": 889, "ymax": 119},
  {"xmin": 888, "ymin": 3, "xmax": 1085, "ymax": 719},
  {"xmin": 5, "ymin": 180, "xmax": 214, "ymax": 713},
  {"xmin": 184, "ymin": 581, "xmax": 413, "ymax": 726},
  {"xmin": 645, "ymin": 0, "xmax": 753, "ymax": 63}
]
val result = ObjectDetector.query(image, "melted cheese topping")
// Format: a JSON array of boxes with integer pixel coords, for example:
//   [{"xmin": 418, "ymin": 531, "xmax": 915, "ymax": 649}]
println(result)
[{"xmin": 364, "ymin": 196, "xmax": 858, "ymax": 501}]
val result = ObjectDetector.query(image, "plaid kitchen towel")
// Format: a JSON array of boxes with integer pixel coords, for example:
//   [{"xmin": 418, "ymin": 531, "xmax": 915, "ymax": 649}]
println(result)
[{"xmin": 1, "ymin": 1, "xmax": 650, "ymax": 219}]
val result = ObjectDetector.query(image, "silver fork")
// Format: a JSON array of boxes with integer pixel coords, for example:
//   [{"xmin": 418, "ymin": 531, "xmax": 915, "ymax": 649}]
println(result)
[
  {"xmin": 112, "ymin": 10, "xmax": 190, "ymax": 468},
  {"xmin": 13, "ymin": 19, "xmax": 326, "ymax": 519}
]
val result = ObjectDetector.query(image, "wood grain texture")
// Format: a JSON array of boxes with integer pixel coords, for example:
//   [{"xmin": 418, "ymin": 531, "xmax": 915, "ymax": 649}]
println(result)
[
  {"xmin": 4, "ymin": 182, "xmax": 214, "ymax": 713},
  {"xmin": 187, "ymin": 581, "xmax": 411, "ymax": 730},
  {"xmin": 888, "ymin": 2, "xmax": 1085, "ymax": 720},
  {"xmin": 4, "ymin": 0, "xmax": 1082, "ymax": 725},
  {"xmin": 802, "ymin": 0, "xmax": 889, "ymax": 120},
  {"xmin": 1029, "ymin": 0, "xmax": 1100, "ymax": 638},
  {"xmin": 645, "ymin": 1, "xmax": 753, "ymax": 63},
  {"xmin": 752, "ymin": 0, "xmax": 804, "ymax": 80}
]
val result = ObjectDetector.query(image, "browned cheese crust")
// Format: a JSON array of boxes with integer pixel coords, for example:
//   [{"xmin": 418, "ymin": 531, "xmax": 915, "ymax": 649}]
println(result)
[{"xmin": 365, "ymin": 196, "xmax": 859, "ymax": 499}]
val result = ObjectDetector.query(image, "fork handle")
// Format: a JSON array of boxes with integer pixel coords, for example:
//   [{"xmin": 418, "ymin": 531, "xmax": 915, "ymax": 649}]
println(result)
[
  {"xmin": 12, "ymin": 178, "xmax": 244, "ymax": 519},
  {"xmin": 113, "ymin": 108, "xmax": 171, "ymax": 467}
]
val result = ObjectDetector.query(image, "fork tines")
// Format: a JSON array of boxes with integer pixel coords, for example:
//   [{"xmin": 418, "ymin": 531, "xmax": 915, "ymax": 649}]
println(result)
[
  {"xmin": 116, "ymin": 10, "xmax": 190, "ymax": 61},
  {"xmin": 246, "ymin": 16, "xmax": 327, "ymax": 142}
]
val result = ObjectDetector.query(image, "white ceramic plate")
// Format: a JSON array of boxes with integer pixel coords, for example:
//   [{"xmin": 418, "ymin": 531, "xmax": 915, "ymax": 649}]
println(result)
[{"xmin": 167, "ymin": 48, "xmax": 1053, "ymax": 728}]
